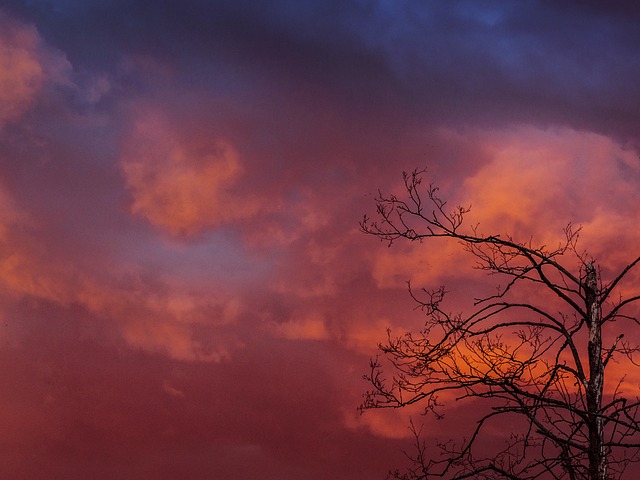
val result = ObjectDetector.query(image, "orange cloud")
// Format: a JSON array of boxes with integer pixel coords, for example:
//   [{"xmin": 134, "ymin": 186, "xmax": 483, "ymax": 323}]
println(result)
[
  {"xmin": 370, "ymin": 238, "xmax": 478, "ymax": 290},
  {"xmin": 460, "ymin": 127, "xmax": 640, "ymax": 245},
  {"xmin": 0, "ymin": 14, "xmax": 42, "ymax": 126},
  {"xmin": 270, "ymin": 312, "xmax": 330, "ymax": 341},
  {"xmin": 371, "ymin": 128, "xmax": 640, "ymax": 289},
  {"xmin": 457, "ymin": 128, "xmax": 640, "ymax": 297},
  {"xmin": 343, "ymin": 403, "xmax": 420, "ymax": 439},
  {"xmin": 0, "ymin": 12, "xmax": 70, "ymax": 128},
  {"xmin": 0, "ymin": 232, "xmax": 244, "ymax": 362},
  {"xmin": 0, "ymin": 184, "xmax": 28, "ymax": 243},
  {"xmin": 341, "ymin": 317, "xmax": 396, "ymax": 355},
  {"xmin": 121, "ymin": 112, "xmax": 262, "ymax": 236},
  {"xmin": 121, "ymin": 316, "xmax": 237, "ymax": 362}
]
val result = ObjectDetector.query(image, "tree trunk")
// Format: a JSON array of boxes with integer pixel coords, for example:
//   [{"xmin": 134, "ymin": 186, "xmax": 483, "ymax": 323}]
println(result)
[{"xmin": 585, "ymin": 262, "xmax": 607, "ymax": 480}]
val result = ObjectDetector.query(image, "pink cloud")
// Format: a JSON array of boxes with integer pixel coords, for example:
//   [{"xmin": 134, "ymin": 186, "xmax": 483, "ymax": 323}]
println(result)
[
  {"xmin": 270, "ymin": 312, "xmax": 330, "ymax": 341},
  {"xmin": 0, "ymin": 14, "xmax": 43, "ymax": 126},
  {"xmin": 460, "ymin": 127, "xmax": 640, "ymax": 246},
  {"xmin": 121, "ymin": 112, "xmax": 264, "ymax": 236},
  {"xmin": 0, "ymin": 219, "xmax": 245, "ymax": 361},
  {"xmin": 0, "ymin": 184, "xmax": 28, "ymax": 243},
  {"xmin": 367, "ymin": 127, "xmax": 640, "ymax": 293},
  {"xmin": 2, "ymin": 5, "xmax": 639, "ymax": 478},
  {"xmin": 0, "ymin": 12, "xmax": 70, "ymax": 128}
]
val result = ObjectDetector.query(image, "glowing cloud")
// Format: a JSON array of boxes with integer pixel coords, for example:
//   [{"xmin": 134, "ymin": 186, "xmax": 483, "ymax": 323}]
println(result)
[
  {"xmin": 121, "ymin": 112, "xmax": 261, "ymax": 236},
  {"xmin": 369, "ymin": 127, "xmax": 640, "ymax": 289},
  {"xmin": 461, "ymin": 127, "xmax": 640, "ymax": 253},
  {"xmin": 2, "ymin": 3, "xmax": 640, "ymax": 479},
  {"xmin": 0, "ymin": 14, "xmax": 42, "ymax": 126},
  {"xmin": 0, "ymin": 12, "xmax": 70, "ymax": 128},
  {"xmin": 271, "ymin": 312, "xmax": 330, "ymax": 341}
]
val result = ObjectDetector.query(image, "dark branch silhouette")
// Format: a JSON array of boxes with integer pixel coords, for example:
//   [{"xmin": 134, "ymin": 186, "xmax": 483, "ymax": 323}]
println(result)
[{"xmin": 360, "ymin": 169, "xmax": 640, "ymax": 480}]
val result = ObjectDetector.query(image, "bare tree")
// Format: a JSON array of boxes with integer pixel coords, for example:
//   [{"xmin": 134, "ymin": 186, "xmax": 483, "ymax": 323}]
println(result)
[{"xmin": 360, "ymin": 169, "xmax": 640, "ymax": 480}]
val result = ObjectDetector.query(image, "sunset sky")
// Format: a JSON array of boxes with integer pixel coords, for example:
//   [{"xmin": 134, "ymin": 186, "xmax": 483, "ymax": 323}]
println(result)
[{"xmin": 1, "ymin": 1, "xmax": 640, "ymax": 478}]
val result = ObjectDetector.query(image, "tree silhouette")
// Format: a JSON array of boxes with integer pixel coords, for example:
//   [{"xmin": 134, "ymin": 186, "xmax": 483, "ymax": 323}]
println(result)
[{"xmin": 360, "ymin": 169, "xmax": 640, "ymax": 480}]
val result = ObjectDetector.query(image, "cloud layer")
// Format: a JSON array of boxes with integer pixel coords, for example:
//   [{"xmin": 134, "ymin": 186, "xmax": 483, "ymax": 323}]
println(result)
[
  {"xmin": 121, "ymin": 111, "xmax": 261, "ymax": 236},
  {"xmin": 1, "ymin": 2, "xmax": 640, "ymax": 478}
]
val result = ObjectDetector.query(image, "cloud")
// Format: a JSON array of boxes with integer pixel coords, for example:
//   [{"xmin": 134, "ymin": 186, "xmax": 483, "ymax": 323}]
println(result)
[
  {"xmin": 121, "ymin": 316, "xmax": 237, "ymax": 362},
  {"xmin": 270, "ymin": 312, "xmax": 330, "ymax": 341},
  {"xmin": 0, "ymin": 13, "xmax": 43, "ymax": 126},
  {"xmin": 0, "ymin": 183, "xmax": 27, "ymax": 242},
  {"xmin": 0, "ymin": 218, "xmax": 245, "ymax": 362},
  {"xmin": 367, "ymin": 127, "xmax": 640, "ymax": 290},
  {"xmin": 344, "ymin": 401, "xmax": 423, "ymax": 440},
  {"xmin": 121, "ymin": 111, "xmax": 263, "ymax": 236},
  {"xmin": 2, "ymin": 3, "xmax": 640, "ymax": 479},
  {"xmin": 0, "ymin": 11, "xmax": 71, "ymax": 128},
  {"xmin": 460, "ymin": 127, "xmax": 640, "ymax": 250}
]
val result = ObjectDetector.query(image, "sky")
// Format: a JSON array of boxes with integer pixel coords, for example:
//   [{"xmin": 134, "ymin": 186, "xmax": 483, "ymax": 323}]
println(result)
[{"xmin": 1, "ymin": 1, "xmax": 640, "ymax": 478}]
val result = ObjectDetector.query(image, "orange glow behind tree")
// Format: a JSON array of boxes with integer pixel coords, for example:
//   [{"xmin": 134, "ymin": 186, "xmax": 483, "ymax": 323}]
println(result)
[{"xmin": 361, "ymin": 169, "xmax": 640, "ymax": 480}]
